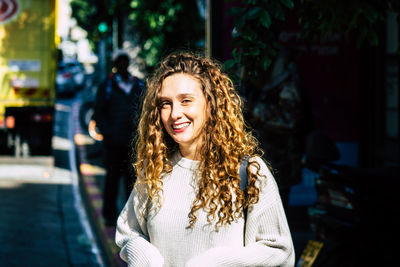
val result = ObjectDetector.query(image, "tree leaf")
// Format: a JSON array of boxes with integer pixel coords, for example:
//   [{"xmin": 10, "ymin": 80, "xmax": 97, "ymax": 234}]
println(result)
[
  {"xmin": 280, "ymin": 0, "xmax": 294, "ymax": 9},
  {"xmin": 247, "ymin": 7, "xmax": 261, "ymax": 19},
  {"xmin": 260, "ymin": 10, "xmax": 272, "ymax": 28},
  {"xmin": 262, "ymin": 57, "xmax": 272, "ymax": 70},
  {"xmin": 251, "ymin": 48, "xmax": 260, "ymax": 56},
  {"xmin": 223, "ymin": 59, "xmax": 237, "ymax": 70},
  {"xmin": 227, "ymin": 6, "xmax": 245, "ymax": 16},
  {"xmin": 232, "ymin": 48, "xmax": 238, "ymax": 57},
  {"xmin": 367, "ymin": 31, "xmax": 379, "ymax": 46}
]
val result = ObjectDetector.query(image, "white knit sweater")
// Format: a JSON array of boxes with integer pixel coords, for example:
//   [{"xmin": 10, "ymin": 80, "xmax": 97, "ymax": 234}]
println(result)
[{"xmin": 115, "ymin": 152, "xmax": 295, "ymax": 267}]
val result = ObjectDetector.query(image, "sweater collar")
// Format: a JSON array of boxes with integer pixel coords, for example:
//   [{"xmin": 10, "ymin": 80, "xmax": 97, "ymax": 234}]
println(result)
[{"xmin": 171, "ymin": 151, "xmax": 200, "ymax": 170}]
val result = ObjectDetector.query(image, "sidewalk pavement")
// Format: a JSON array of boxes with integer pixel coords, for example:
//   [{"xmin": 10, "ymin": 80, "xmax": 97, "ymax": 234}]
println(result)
[
  {"xmin": 73, "ymin": 113, "xmax": 127, "ymax": 266},
  {"xmin": 0, "ymin": 156, "xmax": 102, "ymax": 266}
]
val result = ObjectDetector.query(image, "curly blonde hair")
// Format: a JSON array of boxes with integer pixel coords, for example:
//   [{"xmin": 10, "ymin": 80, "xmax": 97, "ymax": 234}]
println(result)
[{"xmin": 134, "ymin": 51, "xmax": 266, "ymax": 228}]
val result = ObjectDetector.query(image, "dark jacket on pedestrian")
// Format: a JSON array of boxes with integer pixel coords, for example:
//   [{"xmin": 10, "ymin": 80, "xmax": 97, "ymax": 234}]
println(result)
[{"xmin": 93, "ymin": 73, "xmax": 144, "ymax": 147}]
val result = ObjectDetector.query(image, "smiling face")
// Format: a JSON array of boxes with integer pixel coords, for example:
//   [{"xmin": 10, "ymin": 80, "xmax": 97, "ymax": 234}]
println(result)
[{"xmin": 159, "ymin": 73, "xmax": 208, "ymax": 159}]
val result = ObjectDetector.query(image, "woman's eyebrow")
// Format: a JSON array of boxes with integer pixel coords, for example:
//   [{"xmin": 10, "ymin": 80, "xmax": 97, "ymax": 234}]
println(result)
[
  {"xmin": 158, "ymin": 96, "xmax": 170, "ymax": 101},
  {"xmin": 159, "ymin": 93, "xmax": 196, "ymax": 100},
  {"xmin": 177, "ymin": 93, "xmax": 196, "ymax": 98}
]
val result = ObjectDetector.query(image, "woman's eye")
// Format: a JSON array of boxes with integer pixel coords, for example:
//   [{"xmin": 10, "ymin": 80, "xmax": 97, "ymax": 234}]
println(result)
[
  {"xmin": 160, "ymin": 102, "xmax": 171, "ymax": 108},
  {"xmin": 182, "ymin": 99, "xmax": 192, "ymax": 104}
]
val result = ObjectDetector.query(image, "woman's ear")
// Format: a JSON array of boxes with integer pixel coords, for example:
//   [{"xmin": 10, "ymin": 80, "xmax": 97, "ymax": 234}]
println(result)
[
  {"xmin": 205, "ymin": 90, "xmax": 215, "ymax": 117},
  {"xmin": 206, "ymin": 101, "xmax": 211, "ymax": 117}
]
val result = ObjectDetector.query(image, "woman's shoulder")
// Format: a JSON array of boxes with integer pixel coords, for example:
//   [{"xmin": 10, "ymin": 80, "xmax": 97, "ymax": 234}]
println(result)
[
  {"xmin": 239, "ymin": 155, "xmax": 272, "ymax": 187},
  {"xmin": 247, "ymin": 156, "xmax": 280, "ymax": 197},
  {"xmin": 247, "ymin": 156, "xmax": 273, "ymax": 178}
]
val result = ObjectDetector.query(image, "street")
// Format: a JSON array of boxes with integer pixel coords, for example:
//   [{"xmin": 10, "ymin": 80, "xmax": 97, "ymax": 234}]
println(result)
[{"xmin": 0, "ymin": 96, "xmax": 104, "ymax": 266}]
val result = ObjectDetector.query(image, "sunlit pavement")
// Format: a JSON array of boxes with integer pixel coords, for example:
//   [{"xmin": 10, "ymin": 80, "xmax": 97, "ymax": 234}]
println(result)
[{"xmin": 0, "ymin": 97, "xmax": 103, "ymax": 266}]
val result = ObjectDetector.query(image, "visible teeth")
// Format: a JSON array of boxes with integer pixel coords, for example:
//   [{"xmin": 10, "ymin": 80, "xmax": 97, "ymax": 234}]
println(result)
[{"xmin": 173, "ymin": 123, "xmax": 189, "ymax": 129}]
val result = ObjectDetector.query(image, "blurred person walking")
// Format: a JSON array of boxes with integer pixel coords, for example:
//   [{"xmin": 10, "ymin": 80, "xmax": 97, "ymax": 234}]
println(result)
[
  {"xmin": 93, "ymin": 49, "xmax": 144, "ymax": 227},
  {"xmin": 115, "ymin": 51, "xmax": 294, "ymax": 266}
]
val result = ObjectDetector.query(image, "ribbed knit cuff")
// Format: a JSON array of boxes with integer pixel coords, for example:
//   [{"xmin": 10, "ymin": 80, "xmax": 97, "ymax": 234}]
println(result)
[{"xmin": 123, "ymin": 238, "xmax": 164, "ymax": 267}]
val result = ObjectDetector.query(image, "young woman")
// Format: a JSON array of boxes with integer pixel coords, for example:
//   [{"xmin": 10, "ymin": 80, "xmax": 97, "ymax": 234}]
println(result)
[{"xmin": 116, "ymin": 51, "xmax": 295, "ymax": 267}]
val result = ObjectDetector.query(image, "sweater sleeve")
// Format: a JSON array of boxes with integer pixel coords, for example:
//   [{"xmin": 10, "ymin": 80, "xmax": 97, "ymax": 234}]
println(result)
[
  {"xmin": 185, "ymin": 157, "xmax": 295, "ymax": 267},
  {"xmin": 115, "ymin": 189, "xmax": 164, "ymax": 267}
]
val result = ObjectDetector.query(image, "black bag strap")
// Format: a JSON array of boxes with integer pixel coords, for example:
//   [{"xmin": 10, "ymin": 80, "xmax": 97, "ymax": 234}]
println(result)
[{"xmin": 239, "ymin": 156, "xmax": 250, "ymax": 221}]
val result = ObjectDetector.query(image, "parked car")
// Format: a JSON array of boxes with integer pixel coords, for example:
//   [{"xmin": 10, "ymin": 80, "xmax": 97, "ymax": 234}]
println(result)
[
  {"xmin": 56, "ymin": 62, "xmax": 75, "ymax": 96},
  {"xmin": 56, "ymin": 60, "xmax": 86, "ymax": 97},
  {"xmin": 64, "ymin": 60, "xmax": 86, "ymax": 90}
]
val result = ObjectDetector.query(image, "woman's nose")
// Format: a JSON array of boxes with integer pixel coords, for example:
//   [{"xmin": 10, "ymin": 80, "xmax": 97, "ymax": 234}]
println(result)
[{"xmin": 170, "ymin": 104, "xmax": 183, "ymax": 120}]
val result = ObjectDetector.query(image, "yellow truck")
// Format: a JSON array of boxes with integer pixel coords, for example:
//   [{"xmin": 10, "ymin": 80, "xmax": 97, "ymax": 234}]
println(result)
[{"xmin": 0, "ymin": 0, "xmax": 57, "ymax": 156}]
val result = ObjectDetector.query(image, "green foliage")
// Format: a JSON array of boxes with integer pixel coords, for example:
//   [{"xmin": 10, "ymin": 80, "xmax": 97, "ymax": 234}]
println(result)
[
  {"xmin": 297, "ymin": 0, "xmax": 400, "ymax": 48},
  {"xmin": 70, "ymin": 0, "xmax": 204, "ymax": 69},
  {"xmin": 128, "ymin": 0, "xmax": 204, "ymax": 68},
  {"xmin": 70, "ymin": 0, "xmax": 132, "ymax": 51},
  {"xmin": 224, "ymin": 0, "xmax": 295, "ymax": 86},
  {"xmin": 70, "ymin": 0, "xmax": 99, "ymax": 39},
  {"xmin": 225, "ymin": 0, "xmax": 400, "ymax": 87}
]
